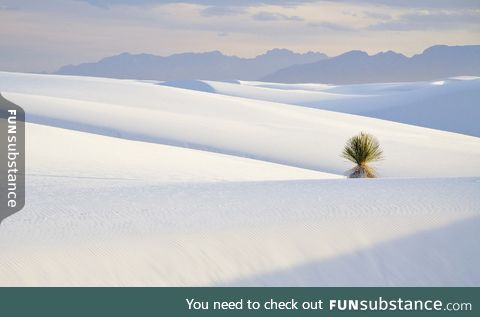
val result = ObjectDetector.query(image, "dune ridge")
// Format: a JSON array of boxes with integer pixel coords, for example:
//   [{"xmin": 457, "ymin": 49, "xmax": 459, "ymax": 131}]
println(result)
[{"xmin": 0, "ymin": 71, "xmax": 479, "ymax": 286}]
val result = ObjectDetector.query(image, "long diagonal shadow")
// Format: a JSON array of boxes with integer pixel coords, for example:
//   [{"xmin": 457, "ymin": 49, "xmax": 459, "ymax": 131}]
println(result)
[{"xmin": 220, "ymin": 216, "xmax": 480, "ymax": 287}]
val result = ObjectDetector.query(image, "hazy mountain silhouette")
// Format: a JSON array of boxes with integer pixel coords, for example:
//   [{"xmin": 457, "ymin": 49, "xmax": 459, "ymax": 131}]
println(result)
[
  {"xmin": 262, "ymin": 45, "xmax": 480, "ymax": 84},
  {"xmin": 55, "ymin": 49, "xmax": 327, "ymax": 81}
]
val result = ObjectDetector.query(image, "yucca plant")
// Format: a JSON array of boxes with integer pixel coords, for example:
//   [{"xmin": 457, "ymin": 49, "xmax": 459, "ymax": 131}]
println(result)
[{"xmin": 341, "ymin": 132, "xmax": 383, "ymax": 178}]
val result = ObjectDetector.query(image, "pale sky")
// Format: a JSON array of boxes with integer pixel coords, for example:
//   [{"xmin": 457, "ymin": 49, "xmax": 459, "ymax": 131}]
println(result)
[{"xmin": 0, "ymin": 0, "xmax": 479, "ymax": 72}]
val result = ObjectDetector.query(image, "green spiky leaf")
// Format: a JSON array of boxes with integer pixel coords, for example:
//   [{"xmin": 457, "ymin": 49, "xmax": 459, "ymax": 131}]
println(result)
[{"xmin": 341, "ymin": 132, "xmax": 383, "ymax": 178}]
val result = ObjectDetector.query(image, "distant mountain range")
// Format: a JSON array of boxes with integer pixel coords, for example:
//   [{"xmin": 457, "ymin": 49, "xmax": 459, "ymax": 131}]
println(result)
[
  {"xmin": 55, "ymin": 49, "xmax": 327, "ymax": 81},
  {"xmin": 55, "ymin": 45, "xmax": 480, "ymax": 84},
  {"xmin": 262, "ymin": 45, "xmax": 480, "ymax": 84}
]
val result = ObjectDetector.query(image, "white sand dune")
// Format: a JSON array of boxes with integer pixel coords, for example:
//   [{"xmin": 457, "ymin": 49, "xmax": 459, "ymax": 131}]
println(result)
[
  {"xmin": 25, "ymin": 123, "xmax": 339, "ymax": 182},
  {"xmin": 161, "ymin": 77, "xmax": 480, "ymax": 137},
  {"xmin": 1, "ymin": 175, "xmax": 479, "ymax": 286},
  {"xmin": 0, "ymin": 71, "xmax": 479, "ymax": 286},
  {"xmin": 224, "ymin": 215, "xmax": 480, "ymax": 287},
  {"xmin": 2, "ymin": 72, "xmax": 480, "ymax": 178}
]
